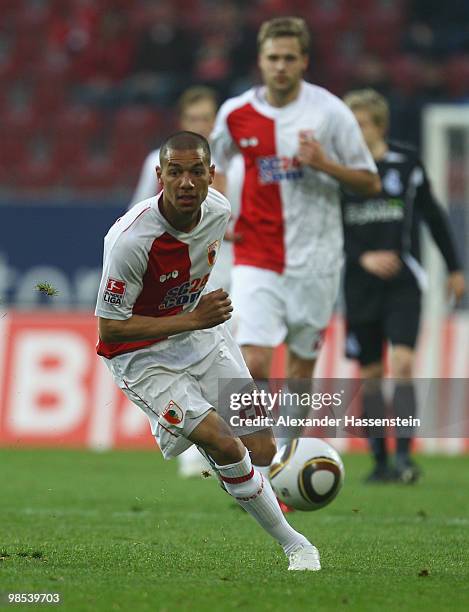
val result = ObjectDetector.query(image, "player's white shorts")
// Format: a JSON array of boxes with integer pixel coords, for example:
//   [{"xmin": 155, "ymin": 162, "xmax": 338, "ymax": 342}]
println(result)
[
  {"xmin": 102, "ymin": 324, "xmax": 264, "ymax": 459},
  {"xmin": 231, "ymin": 265, "xmax": 341, "ymax": 360}
]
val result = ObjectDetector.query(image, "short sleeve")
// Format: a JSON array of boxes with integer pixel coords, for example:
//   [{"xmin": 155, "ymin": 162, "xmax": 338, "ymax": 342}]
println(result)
[
  {"xmin": 210, "ymin": 101, "xmax": 240, "ymax": 174},
  {"xmin": 95, "ymin": 234, "xmax": 147, "ymax": 320},
  {"xmin": 128, "ymin": 149, "xmax": 161, "ymax": 208},
  {"xmin": 331, "ymin": 102, "xmax": 377, "ymax": 173}
]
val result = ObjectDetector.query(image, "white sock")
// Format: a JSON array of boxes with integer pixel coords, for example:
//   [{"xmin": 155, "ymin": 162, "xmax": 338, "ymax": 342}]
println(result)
[
  {"xmin": 215, "ymin": 449, "xmax": 310, "ymax": 555},
  {"xmin": 254, "ymin": 464, "xmax": 271, "ymax": 478}
]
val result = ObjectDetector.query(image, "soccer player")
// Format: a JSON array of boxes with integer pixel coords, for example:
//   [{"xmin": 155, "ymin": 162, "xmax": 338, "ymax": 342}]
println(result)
[
  {"xmin": 130, "ymin": 86, "xmax": 242, "ymax": 477},
  {"xmin": 341, "ymin": 88, "xmax": 466, "ymax": 483},
  {"xmin": 95, "ymin": 131, "xmax": 321, "ymax": 571},
  {"xmin": 210, "ymin": 17, "xmax": 380, "ymax": 458}
]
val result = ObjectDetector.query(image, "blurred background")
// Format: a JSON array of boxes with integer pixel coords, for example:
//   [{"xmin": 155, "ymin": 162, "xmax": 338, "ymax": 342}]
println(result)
[{"xmin": 0, "ymin": 0, "xmax": 468, "ymax": 452}]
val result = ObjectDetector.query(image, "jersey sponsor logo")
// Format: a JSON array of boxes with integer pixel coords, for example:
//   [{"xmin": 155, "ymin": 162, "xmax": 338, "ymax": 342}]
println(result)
[
  {"xmin": 257, "ymin": 156, "xmax": 303, "ymax": 184},
  {"xmin": 159, "ymin": 270, "xmax": 179, "ymax": 283},
  {"xmin": 383, "ymin": 169, "xmax": 403, "ymax": 195},
  {"xmin": 207, "ymin": 240, "xmax": 220, "ymax": 266},
  {"xmin": 161, "ymin": 400, "xmax": 183, "ymax": 425},
  {"xmin": 103, "ymin": 278, "xmax": 126, "ymax": 305},
  {"xmin": 344, "ymin": 199, "xmax": 405, "ymax": 225},
  {"xmin": 239, "ymin": 137, "xmax": 259, "ymax": 148},
  {"xmin": 158, "ymin": 273, "xmax": 209, "ymax": 310}
]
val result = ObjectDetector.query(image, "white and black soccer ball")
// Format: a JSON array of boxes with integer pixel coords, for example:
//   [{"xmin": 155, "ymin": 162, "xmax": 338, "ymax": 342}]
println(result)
[{"xmin": 269, "ymin": 438, "xmax": 345, "ymax": 511}]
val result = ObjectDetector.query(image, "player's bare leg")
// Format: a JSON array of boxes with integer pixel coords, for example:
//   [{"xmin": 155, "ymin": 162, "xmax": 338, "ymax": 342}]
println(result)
[
  {"xmin": 240, "ymin": 345, "xmax": 273, "ymax": 380},
  {"xmin": 390, "ymin": 345, "xmax": 420, "ymax": 483},
  {"xmin": 188, "ymin": 410, "xmax": 320, "ymax": 570},
  {"xmin": 239, "ymin": 346, "xmax": 277, "ymax": 472}
]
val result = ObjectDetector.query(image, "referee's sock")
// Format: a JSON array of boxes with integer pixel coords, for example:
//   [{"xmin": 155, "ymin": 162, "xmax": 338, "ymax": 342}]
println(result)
[
  {"xmin": 393, "ymin": 382, "xmax": 417, "ymax": 463},
  {"xmin": 363, "ymin": 383, "xmax": 388, "ymax": 467}
]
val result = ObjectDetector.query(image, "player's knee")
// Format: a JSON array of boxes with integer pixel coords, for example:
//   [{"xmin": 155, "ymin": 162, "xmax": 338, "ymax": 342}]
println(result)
[
  {"xmin": 360, "ymin": 362, "xmax": 383, "ymax": 379},
  {"xmin": 242, "ymin": 347, "xmax": 271, "ymax": 379},
  {"xmin": 211, "ymin": 435, "xmax": 244, "ymax": 465},
  {"xmin": 247, "ymin": 437, "xmax": 277, "ymax": 467},
  {"xmin": 392, "ymin": 352, "xmax": 414, "ymax": 378}
]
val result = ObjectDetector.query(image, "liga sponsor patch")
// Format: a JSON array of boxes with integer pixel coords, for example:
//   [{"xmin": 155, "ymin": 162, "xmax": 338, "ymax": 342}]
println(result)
[
  {"xmin": 162, "ymin": 400, "xmax": 184, "ymax": 425},
  {"xmin": 103, "ymin": 278, "xmax": 126, "ymax": 305}
]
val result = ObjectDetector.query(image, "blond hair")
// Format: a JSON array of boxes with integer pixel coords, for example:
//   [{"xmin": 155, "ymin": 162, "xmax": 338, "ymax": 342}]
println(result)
[
  {"xmin": 257, "ymin": 17, "xmax": 310, "ymax": 54},
  {"xmin": 343, "ymin": 88, "xmax": 390, "ymax": 130},
  {"xmin": 177, "ymin": 86, "xmax": 218, "ymax": 117}
]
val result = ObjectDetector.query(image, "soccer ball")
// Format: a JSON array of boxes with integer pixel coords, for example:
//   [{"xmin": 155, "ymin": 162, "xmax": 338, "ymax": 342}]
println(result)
[{"xmin": 269, "ymin": 438, "xmax": 345, "ymax": 511}]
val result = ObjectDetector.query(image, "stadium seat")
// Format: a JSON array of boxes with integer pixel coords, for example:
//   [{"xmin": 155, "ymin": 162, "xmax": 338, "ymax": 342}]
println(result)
[
  {"xmin": 388, "ymin": 55, "xmax": 423, "ymax": 95},
  {"xmin": 445, "ymin": 55, "xmax": 469, "ymax": 97},
  {"xmin": 52, "ymin": 106, "xmax": 102, "ymax": 141},
  {"xmin": 1, "ymin": 107, "xmax": 40, "ymax": 140},
  {"xmin": 68, "ymin": 154, "xmax": 122, "ymax": 191},
  {"xmin": 113, "ymin": 107, "xmax": 162, "ymax": 141},
  {"xmin": 19, "ymin": 156, "xmax": 62, "ymax": 191}
]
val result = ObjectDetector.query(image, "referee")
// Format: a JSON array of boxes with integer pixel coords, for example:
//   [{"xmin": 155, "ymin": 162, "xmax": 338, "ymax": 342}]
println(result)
[{"xmin": 341, "ymin": 89, "xmax": 466, "ymax": 483}]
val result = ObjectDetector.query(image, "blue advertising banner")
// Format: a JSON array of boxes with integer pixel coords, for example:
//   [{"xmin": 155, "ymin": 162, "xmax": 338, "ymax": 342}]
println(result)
[{"xmin": 0, "ymin": 201, "xmax": 127, "ymax": 309}]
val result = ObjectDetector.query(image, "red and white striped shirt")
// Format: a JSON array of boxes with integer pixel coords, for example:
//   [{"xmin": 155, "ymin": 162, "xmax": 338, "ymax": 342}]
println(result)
[
  {"xmin": 211, "ymin": 81, "xmax": 377, "ymax": 276},
  {"xmin": 95, "ymin": 188, "xmax": 230, "ymax": 359}
]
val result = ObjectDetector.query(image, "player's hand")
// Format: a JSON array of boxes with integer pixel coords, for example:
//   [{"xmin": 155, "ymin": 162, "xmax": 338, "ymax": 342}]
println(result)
[
  {"xmin": 447, "ymin": 271, "xmax": 466, "ymax": 305},
  {"xmin": 297, "ymin": 130, "xmax": 329, "ymax": 171},
  {"xmin": 188, "ymin": 289, "xmax": 233, "ymax": 329},
  {"xmin": 359, "ymin": 251, "xmax": 402, "ymax": 279}
]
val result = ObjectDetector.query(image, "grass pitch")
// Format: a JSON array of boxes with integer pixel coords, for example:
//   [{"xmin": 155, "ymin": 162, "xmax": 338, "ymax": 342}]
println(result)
[{"xmin": 0, "ymin": 449, "xmax": 468, "ymax": 612}]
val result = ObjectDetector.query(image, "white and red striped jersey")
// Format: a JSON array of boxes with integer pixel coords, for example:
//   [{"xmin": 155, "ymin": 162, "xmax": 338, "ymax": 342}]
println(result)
[
  {"xmin": 95, "ymin": 188, "xmax": 230, "ymax": 359},
  {"xmin": 210, "ymin": 81, "xmax": 377, "ymax": 276}
]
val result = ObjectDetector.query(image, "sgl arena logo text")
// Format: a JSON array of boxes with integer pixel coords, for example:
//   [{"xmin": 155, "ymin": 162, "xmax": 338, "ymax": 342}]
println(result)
[{"xmin": 257, "ymin": 155, "xmax": 303, "ymax": 184}]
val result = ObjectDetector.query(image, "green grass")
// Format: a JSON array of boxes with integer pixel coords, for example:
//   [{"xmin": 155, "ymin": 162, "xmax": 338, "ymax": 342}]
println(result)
[{"xmin": 0, "ymin": 450, "xmax": 468, "ymax": 612}]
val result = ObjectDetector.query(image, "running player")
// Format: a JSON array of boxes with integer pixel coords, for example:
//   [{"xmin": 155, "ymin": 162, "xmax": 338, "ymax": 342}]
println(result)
[
  {"xmin": 210, "ymin": 17, "xmax": 380, "ymax": 459},
  {"xmin": 342, "ymin": 89, "xmax": 466, "ymax": 482},
  {"xmin": 95, "ymin": 131, "xmax": 321, "ymax": 571},
  {"xmin": 130, "ymin": 86, "xmax": 243, "ymax": 477}
]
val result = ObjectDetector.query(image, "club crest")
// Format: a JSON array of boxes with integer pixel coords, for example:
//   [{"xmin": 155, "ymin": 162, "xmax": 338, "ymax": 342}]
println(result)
[
  {"xmin": 207, "ymin": 240, "xmax": 220, "ymax": 266},
  {"xmin": 162, "ymin": 400, "xmax": 184, "ymax": 425}
]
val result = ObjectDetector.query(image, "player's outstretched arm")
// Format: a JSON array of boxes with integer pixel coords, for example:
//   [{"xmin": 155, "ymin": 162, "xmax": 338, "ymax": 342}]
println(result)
[{"xmin": 99, "ymin": 289, "xmax": 233, "ymax": 343}]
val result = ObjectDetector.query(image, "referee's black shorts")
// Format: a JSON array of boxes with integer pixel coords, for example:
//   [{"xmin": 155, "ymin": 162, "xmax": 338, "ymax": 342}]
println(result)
[{"xmin": 344, "ymin": 264, "xmax": 421, "ymax": 366}]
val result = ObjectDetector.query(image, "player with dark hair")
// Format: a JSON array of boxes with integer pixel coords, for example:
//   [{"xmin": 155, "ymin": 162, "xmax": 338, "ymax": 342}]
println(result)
[
  {"xmin": 342, "ymin": 89, "xmax": 466, "ymax": 483},
  {"xmin": 95, "ymin": 131, "xmax": 321, "ymax": 571},
  {"xmin": 129, "ymin": 87, "xmax": 243, "ymax": 478}
]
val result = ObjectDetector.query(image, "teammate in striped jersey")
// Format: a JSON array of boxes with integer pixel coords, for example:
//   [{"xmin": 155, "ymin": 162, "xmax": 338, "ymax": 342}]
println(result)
[{"xmin": 210, "ymin": 17, "xmax": 380, "ymax": 475}]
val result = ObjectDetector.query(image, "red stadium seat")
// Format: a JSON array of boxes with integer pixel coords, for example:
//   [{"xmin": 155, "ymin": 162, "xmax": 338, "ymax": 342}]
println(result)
[
  {"xmin": 113, "ymin": 107, "xmax": 163, "ymax": 142},
  {"xmin": 388, "ymin": 55, "xmax": 423, "ymax": 95},
  {"xmin": 1, "ymin": 107, "xmax": 41, "ymax": 140},
  {"xmin": 110, "ymin": 139, "xmax": 150, "ymax": 171},
  {"xmin": 68, "ymin": 154, "xmax": 122, "ymax": 191},
  {"xmin": 52, "ymin": 106, "xmax": 102, "ymax": 142},
  {"xmin": 445, "ymin": 56, "xmax": 469, "ymax": 97},
  {"xmin": 18, "ymin": 156, "xmax": 62, "ymax": 191}
]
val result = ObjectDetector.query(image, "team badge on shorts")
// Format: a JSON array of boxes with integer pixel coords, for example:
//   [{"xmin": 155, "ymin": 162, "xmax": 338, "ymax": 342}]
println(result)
[
  {"xmin": 162, "ymin": 400, "xmax": 184, "ymax": 425},
  {"xmin": 207, "ymin": 240, "xmax": 220, "ymax": 266},
  {"xmin": 103, "ymin": 278, "xmax": 126, "ymax": 305}
]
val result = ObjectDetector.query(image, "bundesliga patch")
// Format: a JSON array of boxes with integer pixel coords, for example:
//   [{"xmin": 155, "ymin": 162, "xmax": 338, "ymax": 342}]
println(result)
[
  {"xmin": 162, "ymin": 400, "xmax": 184, "ymax": 425},
  {"xmin": 207, "ymin": 240, "xmax": 220, "ymax": 266},
  {"xmin": 103, "ymin": 278, "xmax": 126, "ymax": 306}
]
